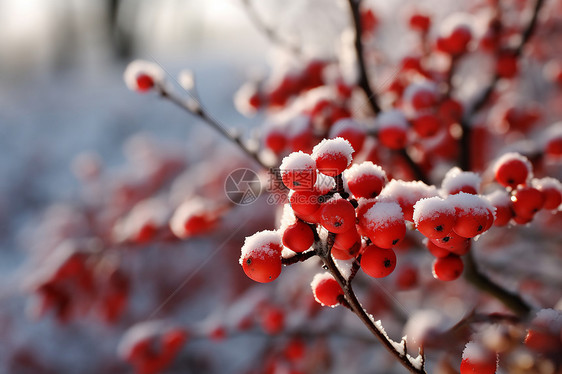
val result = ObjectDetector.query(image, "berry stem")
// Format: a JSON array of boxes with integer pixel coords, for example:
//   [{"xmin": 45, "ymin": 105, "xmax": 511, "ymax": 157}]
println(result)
[
  {"xmin": 158, "ymin": 86, "xmax": 272, "ymax": 171},
  {"xmin": 458, "ymin": 0, "xmax": 544, "ymax": 170},
  {"xmin": 281, "ymin": 250, "xmax": 317, "ymax": 265},
  {"xmin": 347, "ymin": 0, "xmax": 381, "ymax": 115},
  {"xmin": 464, "ymin": 251, "xmax": 532, "ymax": 318}
]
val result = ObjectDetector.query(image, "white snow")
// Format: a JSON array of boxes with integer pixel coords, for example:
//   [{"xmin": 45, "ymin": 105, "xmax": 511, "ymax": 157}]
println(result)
[
  {"xmin": 377, "ymin": 110, "xmax": 409, "ymax": 130},
  {"xmin": 315, "ymin": 172, "xmax": 336, "ymax": 194},
  {"xmin": 412, "ymin": 196, "xmax": 455, "ymax": 224},
  {"xmin": 379, "ymin": 179, "xmax": 438, "ymax": 204},
  {"xmin": 311, "ymin": 137, "xmax": 354, "ymax": 164},
  {"xmin": 239, "ymin": 230, "xmax": 282, "ymax": 265},
  {"xmin": 441, "ymin": 167, "xmax": 481, "ymax": 194},
  {"xmin": 532, "ymin": 308, "xmax": 562, "ymax": 333},
  {"xmin": 364, "ymin": 201, "xmax": 404, "ymax": 229},
  {"xmin": 485, "ymin": 189, "xmax": 511, "ymax": 207},
  {"xmin": 310, "ymin": 272, "xmax": 339, "ymax": 307},
  {"xmin": 280, "ymin": 151, "xmax": 316, "ymax": 173},
  {"xmin": 403, "ymin": 80, "xmax": 437, "ymax": 107},
  {"xmin": 448, "ymin": 192, "xmax": 494, "ymax": 215},
  {"xmin": 532, "ymin": 177, "xmax": 562, "ymax": 191},
  {"xmin": 169, "ymin": 199, "xmax": 209, "ymax": 239},
  {"xmin": 343, "ymin": 161, "xmax": 387, "ymax": 183},
  {"xmin": 462, "ymin": 341, "xmax": 494, "ymax": 363},
  {"xmin": 439, "ymin": 12, "xmax": 474, "ymax": 37},
  {"xmin": 117, "ymin": 320, "xmax": 171, "ymax": 359}
]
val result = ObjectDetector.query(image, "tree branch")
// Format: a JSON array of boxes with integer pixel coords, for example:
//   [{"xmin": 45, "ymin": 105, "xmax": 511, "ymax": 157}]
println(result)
[
  {"xmin": 464, "ymin": 251, "xmax": 532, "ymax": 318},
  {"xmin": 347, "ymin": 0, "xmax": 381, "ymax": 115},
  {"xmin": 458, "ymin": 0, "xmax": 544, "ymax": 170}
]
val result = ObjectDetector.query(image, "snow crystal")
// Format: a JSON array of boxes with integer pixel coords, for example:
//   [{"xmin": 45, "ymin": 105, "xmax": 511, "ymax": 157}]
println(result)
[
  {"xmin": 312, "ymin": 137, "xmax": 354, "ymax": 164},
  {"xmin": 278, "ymin": 203, "xmax": 297, "ymax": 232},
  {"xmin": 364, "ymin": 201, "xmax": 404, "ymax": 229},
  {"xmin": 343, "ymin": 161, "xmax": 387, "ymax": 182},
  {"xmin": 441, "ymin": 167, "xmax": 481, "ymax": 194},
  {"xmin": 239, "ymin": 230, "xmax": 282, "ymax": 265},
  {"xmin": 377, "ymin": 110, "xmax": 409, "ymax": 130},
  {"xmin": 412, "ymin": 196, "xmax": 455, "ymax": 225},
  {"xmin": 492, "ymin": 152, "xmax": 533, "ymax": 179},
  {"xmin": 280, "ymin": 151, "xmax": 316, "ymax": 173},
  {"xmin": 123, "ymin": 60, "xmax": 165, "ymax": 91}
]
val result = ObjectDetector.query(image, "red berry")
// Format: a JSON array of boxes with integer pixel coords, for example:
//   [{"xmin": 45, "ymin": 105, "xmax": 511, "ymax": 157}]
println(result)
[
  {"xmin": 460, "ymin": 342, "xmax": 498, "ymax": 374},
  {"xmin": 312, "ymin": 138, "xmax": 354, "ymax": 176},
  {"xmin": 494, "ymin": 153, "xmax": 531, "ymax": 189},
  {"xmin": 496, "ymin": 51, "xmax": 518, "ymax": 79},
  {"xmin": 359, "ymin": 201, "xmax": 406, "ymax": 248},
  {"xmin": 261, "ymin": 306, "xmax": 285, "ymax": 334},
  {"xmin": 430, "ymin": 231, "xmax": 470, "ymax": 255},
  {"xmin": 343, "ymin": 162, "xmax": 387, "ymax": 199},
  {"xmin": 412, "ymin": 112, "xmax": 441, "ymax": 138},
  {"xmin": 425, "ymin": 238, "xmax": 452, "ymax": 258},
  {"xmin": 432, "ymin": 254, "xmax": 463, "ymax": 281},
  {"xmin": 240, "ymin": 231, "xmax": 283, "ymax": 283},
  {"xmin": 511, "ymin": 186, "xmax": 545, "ymax": 219},
  {"xmin": 546, "ymin": 137, "xmax": 562, "ymax": 157},
  {"xmin": 334, "ymin": 227, "xmax": 361, "ymax": 251},
  {"xmin": 282, "ymin": 220, "xmax": 314, "ymax": 253},
  {"xmin": 534, "ymin": 178, "xmax": 562, "ymax": 210},
  {"xmin": 442, "ymin": 26, "xmax": 472, "ymax": 56},
  {"xmin": 377, "ymin": 110, "xmax": 409, "ymax": 150},
  {"xmin": 450, "ymin": 193, "xmax": 495, "ymax": 238},
  {"xmin": 396, "ymin": 265, "xmax": 418, "ymax": 290},
  {"xmin": 320, "ymin": 198, "xmax": 356, "ymax": 234},
  {"xmin": 329, "ymin": 119, "xmax": 366, "ymax": 154},
  {"xmin": 136, "ymin": 74, "xmax": 154, "ymax": 92},
  {"xmin": 290, "ymin": 190, "xmax": 321, "ymax": 216},
  {"xmin": 264, "ymin": 129, "xmax": 287, "ymax": 154},
  {"xmin": 284, "ymin": 337, "xmax": 306, "ymax": 363},
  {"xmin": 361, "ymin": 8, "xmax": 378, "ymax": 36},
  {"xmin": 438, "ymin": 98, "xmax": 463, "ymax": 125},
  {"xmin": 441, "ymin": 167, "xmax": 481, "ymax": 196},
  {"xmin": 409, "ymin": 13, "xmax": 431, "ymax": 33},
  {"xmin": 280, "ymin": 151, "xmax": 317, "ymax": 190},
  {"xmin": 361, "ymin": 245, "xmax": 397, "ymax": 278},
  {"xmin": 311, "ymin": 273, "xmax": 343, "ymax": 307},
  {"xmin": 413, "ymin": 197, "xmax": 456, "ymax": 239}
]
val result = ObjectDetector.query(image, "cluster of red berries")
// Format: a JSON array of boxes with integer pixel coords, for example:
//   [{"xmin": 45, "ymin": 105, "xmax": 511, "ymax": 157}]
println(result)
[
  {"xmin": 119, "ymin": 322, "xmax": 188, "ymax": 374},
  {"xmin": 31, "ymin": 241, "xmax": 129, "ymax": 323}
]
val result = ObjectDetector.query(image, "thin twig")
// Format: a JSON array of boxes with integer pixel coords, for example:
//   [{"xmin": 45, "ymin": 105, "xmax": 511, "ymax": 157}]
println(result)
[
  {"xmin": 282, "ymin": 250, "xmax": 317, "ymax": 265},
  {"xmin": 157, "ymin": 86, "xmax": 271, "ymax": 171},
  {"xmin": 240, "ymin": 0, "xmax": 302, "ymax": 56},
  {"xmin": 346, "ymin": 0, "xmax": 381, "ymax": 115}
]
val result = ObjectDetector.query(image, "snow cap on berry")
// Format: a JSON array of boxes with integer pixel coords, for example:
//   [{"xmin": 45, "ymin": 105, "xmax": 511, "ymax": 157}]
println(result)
[
  {"xmin": 485, "ymin": 189, "xmax": 511, "ymax": 206},
  {"xmin": 280, "ymin": 151, "xmax": 316, "ymax": 174},
  {"xmin": 364, "ymin": 201, "xmax": 404, "ymax": 229},
  {"xmin": 377, "ymin": 110, "xmax": 409, "ymax": 130},
  {"xmin": 343, "ymin": 161, "xmax": 387, "ymax": 184},
  {"xmin": 449, "ymin": 192, "xmax": 495, "ymax": 218},
  {"xmin": 413, "ymin": 196, "xmax": 455, "ymax": 225},
  {"xmin": 403, "ymin": 80, "xmax": 438, "ymax": 110},
  {"xmin": 312, "ymin": 137, "xmax": 354, "ymax": 165},
  {"xmin": 124, "ymin": 60, "xmax": 165, "ymax": 92},
  {"xmin": 441, "ymin": 167, "xmax": 481, "ymax": 195},
  {"xmin": 462, "ymin": 341, "xmax": 497, "ymax": 363},
  {"xmin": 310, "ymin": 272, "xmax": 341, "ymax": 307},
  {"xmin": 380, "ymin": 179, "xmax": 438, "ymax": 202},
  {"xmin": 239, "ymin": 230, "xmax": 282, "ymax": 265},
  {"xmin": 329, "ymin": 118, "xmax": 364, "ymax": 138}
]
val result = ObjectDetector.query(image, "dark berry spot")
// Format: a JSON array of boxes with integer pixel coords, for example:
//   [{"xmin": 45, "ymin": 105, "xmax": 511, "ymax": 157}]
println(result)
[
  {"xmin": 477, "ymin": 225, "xmax": 483, "ymax": 232},
  {"xmin": 383, "ymin": 259, "xmax": 392, "ymax": 268},
  {"xmin": 246, "ymin": 258, "xmax": 252, "ymax": 265},
  {"xmin": 507, "ymin": 178, "xmax": 514, "ymax": 185},
  {"xmin": 294, "ymin": 181, "xmax": 301, "ymax": 187},
  {"xmin": 442, "ymin": 236, "xmax": 450, "ymax": 243},
  {"xmin": 392, "ymin": 239, "xmax": 399, "ymax": 245},
  {"xmin": 334, "ymin": 221, "xmax": 342, "ymax": 227},
  {"xmin": 435, "ymin": 225, "xmax": 443, "ymax": 232}
]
